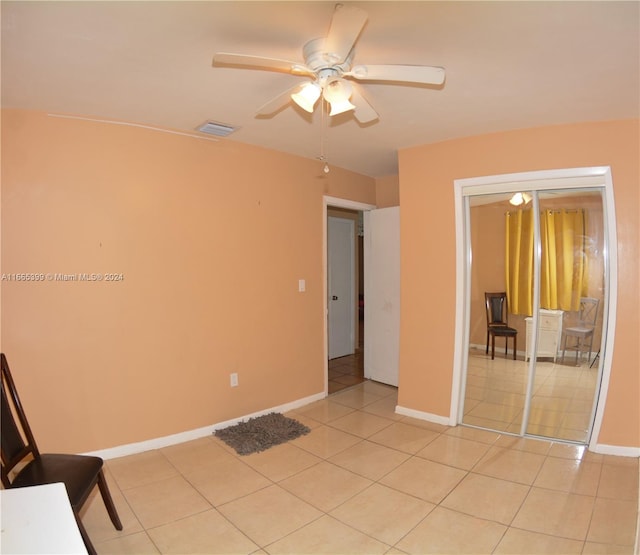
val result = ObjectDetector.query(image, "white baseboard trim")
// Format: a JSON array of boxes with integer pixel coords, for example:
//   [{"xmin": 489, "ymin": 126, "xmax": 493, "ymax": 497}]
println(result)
[
  {"xmin": 83, "ymin": 391, "xmax": 326, "ymax": 460},
  {"xmin": 395, "ymin": 405, "xmax": 452, "ymax": 427},
  {"xmin": 590, "ymin": 443, "xmax": 640, "ymax": 458}
]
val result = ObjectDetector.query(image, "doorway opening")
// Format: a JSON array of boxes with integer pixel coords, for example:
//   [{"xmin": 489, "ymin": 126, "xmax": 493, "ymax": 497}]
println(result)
[
  {"xmin": 323, "ymin": 197, "xmax": 375, "ymax": 395},
  {"xmin": 327, "ymin": 208, "xmax": 365, "ymax": 394}
]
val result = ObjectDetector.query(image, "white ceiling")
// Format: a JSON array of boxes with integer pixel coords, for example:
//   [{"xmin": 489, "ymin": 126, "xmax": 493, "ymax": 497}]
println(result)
[{"xmin": 2, "ymin": 1, "xmax": 638, "ymax": 178}]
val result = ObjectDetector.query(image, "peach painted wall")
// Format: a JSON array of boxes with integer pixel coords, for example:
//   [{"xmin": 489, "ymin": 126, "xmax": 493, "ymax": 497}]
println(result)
[
  {"xmin": 398, "ymin": 119, "xmax": 639, "ymax": 448},
  {"xmin": 1, "ymin": 109, "xmax": 376, "ymax": 453},
  {"xmin": 375, "ymin": 175, "xmax": 400, "ymax": 208}
]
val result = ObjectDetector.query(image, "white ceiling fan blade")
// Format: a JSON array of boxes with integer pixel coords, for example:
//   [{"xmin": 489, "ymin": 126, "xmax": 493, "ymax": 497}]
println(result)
[
  {"xmin": 323, "ymin": 4, "xmax": 368, "ymax": 64},
  {"xmin": 351, "ymin": 85, "xmax": 379, "ymax": 124},
  {"xmin": 255, "ymin": 83, "xmax": 308, "ymax": 116},
  {"xmin": 346, "ymin": 64, "xmax": 446, "ymax": 86},
  {"xmin": 213, "ymin": 52, "xmax": 313, "ymax": 76}
]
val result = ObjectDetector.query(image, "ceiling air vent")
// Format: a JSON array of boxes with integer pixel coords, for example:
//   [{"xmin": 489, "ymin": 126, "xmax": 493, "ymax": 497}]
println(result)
[{"xmin": 196, "ymin": 121, "xmax": 237, "ymax": 137}]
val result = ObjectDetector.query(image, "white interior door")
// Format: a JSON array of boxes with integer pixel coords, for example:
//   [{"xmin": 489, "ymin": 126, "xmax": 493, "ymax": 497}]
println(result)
[
  {"xmin": 328, "ymin": 216, "xmax": 355, "ymax": 359},
  {"xmin": 364, "ymin": 207, "xmax": 400, "ymax": 386}
]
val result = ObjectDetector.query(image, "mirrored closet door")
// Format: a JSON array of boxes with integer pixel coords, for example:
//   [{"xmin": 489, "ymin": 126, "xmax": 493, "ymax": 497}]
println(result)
[{"xmin": 457, "ymin": 170, "xmax": 613, "ymax": 444}]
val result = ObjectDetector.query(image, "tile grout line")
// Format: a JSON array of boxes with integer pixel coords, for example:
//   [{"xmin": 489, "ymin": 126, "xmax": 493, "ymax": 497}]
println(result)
[{"xmin": 95, "ymin": 382, "xmax": 637, "ymax": 554}]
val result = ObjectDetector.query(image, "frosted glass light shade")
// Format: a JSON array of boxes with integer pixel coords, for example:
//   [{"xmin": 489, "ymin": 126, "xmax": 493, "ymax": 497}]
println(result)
[
  {"xmin": 509, "ymin": 192, "xmax": 532, "ymax": 206},
  {"xmin": 291, "ymin": 82, "xmax": 321, "ymax": 113},
  {"xmin": 323, "ymin": 78, "xmax": 356, "ymax": 115},
  {"xmin": 510, "ymin": 192, "xmax": 524, "ymax": 206}
]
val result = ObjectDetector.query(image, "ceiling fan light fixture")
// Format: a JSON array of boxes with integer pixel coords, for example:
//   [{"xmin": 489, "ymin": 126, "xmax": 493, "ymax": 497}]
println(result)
[
  {"xmin": 323, "ymin": 78, "xmax": 356, "ymax": 116},
  {"xmin": 510, "ymin": 192, "xmax": 524, "ymax": 206},
  {"xmin": 510, "ymin": 192, "xmax": 532, "ymax": 206},
  {"xmin": 213, "ymin": 4, "xmax": 447, "ymax": 130},
  {"xmin": 328, "ymin": 96, "xmax": 356, "ymax": 116},
  {"xmin": 291, "ymin": 82, "xmax": 321, "ymax": 113}
]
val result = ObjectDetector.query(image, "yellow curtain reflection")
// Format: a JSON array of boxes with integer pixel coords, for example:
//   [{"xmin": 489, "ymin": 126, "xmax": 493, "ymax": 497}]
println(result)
[
  {"xmin": 506, "ymin": 208, "xmax": 587, "ymax": 316},
  {"xmin": 505, "ymin": 209, "xmax": 534, "ymax": 315}
]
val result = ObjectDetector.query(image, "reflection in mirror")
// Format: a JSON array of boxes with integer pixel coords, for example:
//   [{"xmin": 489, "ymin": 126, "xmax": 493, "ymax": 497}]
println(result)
[
  {"xmin": 463, "ymin": 192, "xmax": 526, "ymax": 434},
  {"xmin": 461, "ymin": 189, "xmax": 605, "ymax": 444},
  {"xmin": 526, "ymin": 189, "xmax": 604, "ymax": 442}
]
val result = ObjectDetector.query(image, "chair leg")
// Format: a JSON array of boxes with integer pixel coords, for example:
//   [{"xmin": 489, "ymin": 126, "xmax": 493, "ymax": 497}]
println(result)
[
  {"xmin": 74, "ymin": 510, "xmax": 98, "ymax": 555},
  {"xmin": 491, "ymin": 334, "xmax": 495, "ymax": 360},
  {"xmin": 513, "ymin": 335, "xmax": 517, "ymax": 360},
  {"xmin": 97, "ymin": 469, "xmax": 123, "ymax": 530},
  {"xmin": 486, "ymin": 331, "xmax": 489, "ymax": 355}
]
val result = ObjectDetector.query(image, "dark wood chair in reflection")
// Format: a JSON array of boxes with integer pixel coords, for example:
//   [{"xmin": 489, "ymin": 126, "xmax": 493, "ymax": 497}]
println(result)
[
  {"xmin": 1, "ymin": 353, "xmax": 123, "ymax": 555},
  {"xmin": 561, "ymin": 297, "xmax": 599, "ymax": 365},
  {"xmin": 485, "ymin": 292, "xmax": 518, "ymax": 360}
]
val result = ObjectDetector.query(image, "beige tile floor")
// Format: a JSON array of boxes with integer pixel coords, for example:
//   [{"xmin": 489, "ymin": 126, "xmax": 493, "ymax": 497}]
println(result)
[
  {"xmin": 464, "ymin": 348, "xmax": 600, "ymax": 442},
  {"xmin": 328, "ymin": 351, "xmax": 365, "ymax": 394},
  {"xmin": 83, "ymin": 381, "xmax": 639, "ymax": 554}
]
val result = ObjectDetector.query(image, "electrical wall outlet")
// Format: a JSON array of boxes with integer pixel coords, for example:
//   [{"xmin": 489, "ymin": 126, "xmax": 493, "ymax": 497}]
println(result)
[{"xmin": 230, "ymin": 373, "xmax": 239, "ymax": 387}]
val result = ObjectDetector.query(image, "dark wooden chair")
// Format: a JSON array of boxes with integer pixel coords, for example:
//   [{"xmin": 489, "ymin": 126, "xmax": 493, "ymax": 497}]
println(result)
[
  {"xmin": 1, "ymin": 353, "xmax": 123, "ymax": 555},
  {"xmin": 485, "ymin": 292, "xmax": 518, "ymax": 360}
]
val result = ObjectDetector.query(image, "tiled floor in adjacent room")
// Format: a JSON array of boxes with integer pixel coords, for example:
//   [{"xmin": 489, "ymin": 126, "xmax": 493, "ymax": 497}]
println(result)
[
  {"xmin": 328, "ymin": 318, "xmax": 366, "ymax": 394},
  {"xmin": 328, "ymin": 351, "xmax": 365, "ymax": 394},
  {"xmin": 84, "ymin": 380, "xmax": 638, "ymax": 554}
]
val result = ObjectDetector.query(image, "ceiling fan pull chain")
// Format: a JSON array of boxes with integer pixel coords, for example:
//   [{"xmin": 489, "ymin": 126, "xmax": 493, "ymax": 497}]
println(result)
[{"xmin": 320, "ymin": 98, "xmax": 330, "ymax": 174}]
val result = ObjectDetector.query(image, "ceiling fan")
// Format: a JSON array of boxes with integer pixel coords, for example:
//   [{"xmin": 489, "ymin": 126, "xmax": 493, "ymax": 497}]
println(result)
[{"xmin": 212, "ymin": 3, "xmax": 445, "ymax": 123}]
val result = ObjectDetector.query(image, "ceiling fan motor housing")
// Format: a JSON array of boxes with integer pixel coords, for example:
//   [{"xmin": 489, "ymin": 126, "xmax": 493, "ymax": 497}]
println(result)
[
  {"xmin": 303, "ymin": 38, "xmax": 354, "ymax": 77},
  {"xmin": 211, "ymin": 3, "xmax": 444, "ymax": 124}
]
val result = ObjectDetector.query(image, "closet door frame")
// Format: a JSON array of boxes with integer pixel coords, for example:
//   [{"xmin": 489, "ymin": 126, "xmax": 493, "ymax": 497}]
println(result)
[{"xmin": 450, "ymin": 166, "xmax": 617, "ymax": 450}]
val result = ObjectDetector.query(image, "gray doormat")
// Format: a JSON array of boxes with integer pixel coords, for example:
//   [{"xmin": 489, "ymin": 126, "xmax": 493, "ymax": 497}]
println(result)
[{"xmin": 214, "ymin": 412, "xmax": 311, "ymax": 455}]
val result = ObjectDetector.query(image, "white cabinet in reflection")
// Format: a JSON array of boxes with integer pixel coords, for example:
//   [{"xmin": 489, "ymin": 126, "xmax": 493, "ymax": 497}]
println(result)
[{"xmin": 525, "ymin": 309, "xmax": 564, "ymax": 362}]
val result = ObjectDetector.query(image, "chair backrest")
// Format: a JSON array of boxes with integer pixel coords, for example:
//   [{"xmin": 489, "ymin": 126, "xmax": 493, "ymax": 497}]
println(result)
[
  {"xmin": 578, "ymin": 297, "xmax": 599, "ymax": 327},
  {"xmin": 485, "ymin": 292, "xmax": 509, "ymax": 326},
  {"xmin": 1, "ymin": 353, "xmax": 40, "ymax": 487}
]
